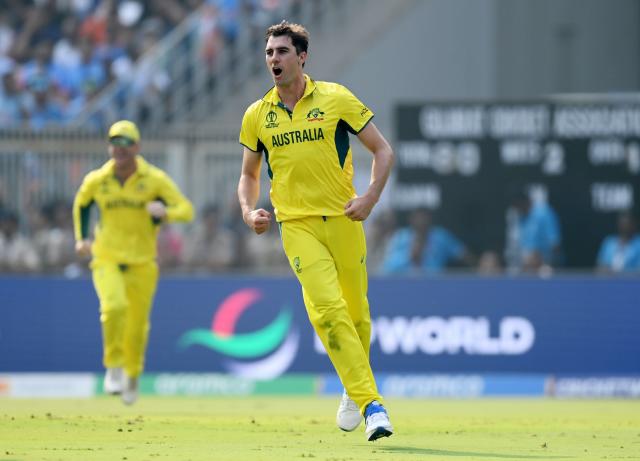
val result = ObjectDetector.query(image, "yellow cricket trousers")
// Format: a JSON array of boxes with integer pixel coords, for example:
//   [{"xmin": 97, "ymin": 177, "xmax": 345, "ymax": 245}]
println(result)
[
  {"xmin": 280, "ymin": 215, "xmax": 382, "ymax": 413},
  {"xmin": 90, "ymin": 259, "xmax": 159, "ymax": 378}
]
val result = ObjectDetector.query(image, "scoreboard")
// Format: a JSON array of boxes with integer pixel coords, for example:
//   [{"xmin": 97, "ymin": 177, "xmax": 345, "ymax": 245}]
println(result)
[{"xmin": 393, "ymin": 101, "xmax": 640, "ymax": 268}]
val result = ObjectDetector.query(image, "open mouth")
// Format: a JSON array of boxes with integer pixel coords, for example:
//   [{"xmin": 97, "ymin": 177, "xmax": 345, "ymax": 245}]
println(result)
[{"xmin": 273, "ymin": 67, "xmax": 282, "ymax": 77}]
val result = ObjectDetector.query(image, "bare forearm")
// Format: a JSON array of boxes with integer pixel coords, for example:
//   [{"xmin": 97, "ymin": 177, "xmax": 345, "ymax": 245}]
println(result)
[
  {"xmin": 238, "ymin": 174, "xmax": 272, "ymax": 234},
  {"xmin": 238, "ymin": 174, "xmax": 260, "ymax": 217},
  {"xmin": 344, "ymin": 126, "xmax": 395, "ymax": 221},
  {"xmin": 365, "ymin": 145, "xmax": 394, "ymax": 203}
]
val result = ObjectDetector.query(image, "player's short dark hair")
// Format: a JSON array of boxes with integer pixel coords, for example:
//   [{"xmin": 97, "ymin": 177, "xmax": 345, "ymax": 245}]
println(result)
[{"xmin": 265, "ymin": 21, "xmax": 309, "ymax": 55}]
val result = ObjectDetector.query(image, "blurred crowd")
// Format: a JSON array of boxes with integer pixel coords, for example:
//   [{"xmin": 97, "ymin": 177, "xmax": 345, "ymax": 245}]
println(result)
[
  {"xmin": 1, "ymin": 193, "xmax": 639, "ymax": 276},
  {"xmin": 0, "ymin": 196, "xmax": 290, "ymax": 275},
  {"xmin": 0, "ymin": 0, "xmax": 290, "ymax": 130},
  {"xmin": 0, "ymin": 1, "xmax": 638, "ymax": 277},
  {"xmin": 368, "ymin": 197, "xmax": 640, "ymax": 277}
]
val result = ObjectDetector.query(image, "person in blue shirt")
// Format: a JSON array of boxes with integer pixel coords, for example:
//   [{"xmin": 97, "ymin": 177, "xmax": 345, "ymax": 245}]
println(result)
[
  {"xmin": 511, "ymin": 192, "xmax": 562, "ymax": 272},
  {"xmin": 597, "ymin": 211, "xmax": 640, "ymax": 273},
  {"xmin": 382, "ymin": 207, "xmax": 473, "ymax": 274},
  {"xmin": 0, "ymin": 60, "xmax": 25, "ymax": 128}
]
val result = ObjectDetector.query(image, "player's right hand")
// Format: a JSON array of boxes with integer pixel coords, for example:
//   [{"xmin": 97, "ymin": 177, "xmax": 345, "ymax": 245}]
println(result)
[
  {"xmin": 244, "ymin": 208, "xmax": 272, "ymax": 235},
  {"xmin": 75, "ymin": 239, "xmax": 92, "ymax": 257},
  {"xmin": 146, "ymin": 200, "xmax": 167, "ymax": 219}
]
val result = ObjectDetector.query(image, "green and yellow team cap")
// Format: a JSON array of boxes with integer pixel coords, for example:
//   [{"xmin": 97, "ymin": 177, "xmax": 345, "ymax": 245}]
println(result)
[{"xmin": 108, "ymin": 120, "xmax": 140, "ymax": 146}]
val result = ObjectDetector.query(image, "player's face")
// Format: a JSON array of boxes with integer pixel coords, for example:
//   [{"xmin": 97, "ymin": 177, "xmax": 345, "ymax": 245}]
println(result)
[
  {"xmin": 108, "ymin": 142, "xmax": 139, "ymax": 170},
  {"xmin": 265, "ymin": 35, "xmax": 305, "ymax": 86}
]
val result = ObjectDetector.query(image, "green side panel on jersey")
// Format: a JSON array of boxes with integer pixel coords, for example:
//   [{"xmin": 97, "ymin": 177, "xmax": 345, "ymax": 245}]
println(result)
[
  {"xmin": 80, "ymin": 201, "xmax": 94, "ymax": 238},
  {"xmin": 334, "ymin": 120, "xmax": 352, "ymax": 169}
]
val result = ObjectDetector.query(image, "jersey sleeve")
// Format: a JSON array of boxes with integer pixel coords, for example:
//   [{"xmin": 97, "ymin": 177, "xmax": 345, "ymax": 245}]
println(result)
[
  {"xmin": 72, "ymin": 172, "xmax": 98, "ymax": 241},
  {"xmin": 338, "ymin": 86, "xmax": 374, "ymax": 134},
  {"xmin": 155, "ymin": 171, "xmax": 195, "ymax": 223},
  {"xmin": 239, "ymin": 103, "xmax": 261, "ymax": 152}
]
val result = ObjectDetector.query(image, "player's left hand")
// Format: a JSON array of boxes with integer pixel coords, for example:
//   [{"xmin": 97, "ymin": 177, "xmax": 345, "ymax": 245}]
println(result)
[
  {"xmin": 147, "ymin": 201, "xmax": 167, "ymax": 219},
  {"xmin": 344, "ymin": 195, "xmax": 376, "ymax": 221},
  {"xmin": 75, "ymin": 239, "xmax": 92, "ymax": 257}
]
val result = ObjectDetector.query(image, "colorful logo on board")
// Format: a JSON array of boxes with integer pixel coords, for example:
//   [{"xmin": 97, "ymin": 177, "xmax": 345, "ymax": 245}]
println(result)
[{"xmin": 178, "ymin": 288, "xmax": 299, "ymax": 379}]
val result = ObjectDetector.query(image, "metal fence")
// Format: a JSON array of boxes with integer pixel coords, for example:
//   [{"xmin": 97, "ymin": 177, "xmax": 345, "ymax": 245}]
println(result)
[
  {"xmin": 70, "ymin": 0, "xmax": 348, "ymax": 130},
  {"xmin": 2, "ymin": 130, "xmax": 638, "ymax": 275},
  {"xmin": 0, "ymin": 128, "xmax": 261, "ymax": 230}
]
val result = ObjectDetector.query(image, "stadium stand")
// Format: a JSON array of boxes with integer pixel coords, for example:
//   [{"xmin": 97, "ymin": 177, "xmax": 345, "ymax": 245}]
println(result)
[
  {"xmin": 0, "ymin": 0, "xmax": 638, "ymax": 275},
  {"xmin": 0, "ymin": 0, "xmax": 322, "ymax": 130}
]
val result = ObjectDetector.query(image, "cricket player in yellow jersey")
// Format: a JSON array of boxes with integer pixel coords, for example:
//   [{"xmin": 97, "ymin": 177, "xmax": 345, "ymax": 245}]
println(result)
[
  {"xmin": 73, "ymin": 120, "xmax": 193, "ymax": 405},
  {"xmin": 238, "ymin": 22, "xmax": 395, "ymax": 441}
]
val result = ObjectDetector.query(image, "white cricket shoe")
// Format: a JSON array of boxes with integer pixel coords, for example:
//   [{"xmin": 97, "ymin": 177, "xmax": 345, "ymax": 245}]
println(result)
[
  {"xmin": 336, "ymin": 390, "xmax": 362, "ymax": 431},
  {"xmin": 364, "ymin": 400, "xmax": 393, "ymax": 441},
  {"xmin": 121, "ymin": 375, "xmax": 139, "ymax": 406},
  {"xmin": 103, "ymin": 367, "xmax": 123, "ymax": 395}
]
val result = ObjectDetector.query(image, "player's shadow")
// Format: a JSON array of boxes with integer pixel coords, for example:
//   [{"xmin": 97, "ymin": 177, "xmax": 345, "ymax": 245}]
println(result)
[{"xmin": 378, "ymin": 446, "xmax": 572, "ymax": 458}]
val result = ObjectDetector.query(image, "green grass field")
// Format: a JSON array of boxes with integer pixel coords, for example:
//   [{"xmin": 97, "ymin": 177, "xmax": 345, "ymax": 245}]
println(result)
[{"xmin": 1, "ymin": 397, "xmax": 639, "ymax": 460}]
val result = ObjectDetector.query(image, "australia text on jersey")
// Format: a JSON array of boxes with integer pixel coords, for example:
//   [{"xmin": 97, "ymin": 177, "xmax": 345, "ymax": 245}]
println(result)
[
  {"xmin": 271, "ymin": 127, "xmax": 325, "ymax": 147},
  {"xmin": 104, "ymin": 198, "xmax": 146, "ymax": 209}
]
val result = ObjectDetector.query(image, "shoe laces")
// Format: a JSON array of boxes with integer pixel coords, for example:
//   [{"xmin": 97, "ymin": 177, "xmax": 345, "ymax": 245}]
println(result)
[
  {"xmin": 341, "ymin": 392, "xmax": 359, "ymax": 411},
  {"xmin": 364, "ymin": 401, "xmax": 387, "ymax": 420}
]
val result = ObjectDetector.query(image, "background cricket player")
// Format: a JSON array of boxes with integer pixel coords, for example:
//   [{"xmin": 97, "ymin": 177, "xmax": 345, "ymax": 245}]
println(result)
[
  {"xmin": 237, "ymin": 21, "xmax": 395, "ymax": 441},
  {"xmin": 73, "ymin": 120, "xmax": 194, "ymax": 405}
]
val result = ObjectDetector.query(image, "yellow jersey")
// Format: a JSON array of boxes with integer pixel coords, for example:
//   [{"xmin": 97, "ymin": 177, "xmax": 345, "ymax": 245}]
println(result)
[
  {"xmin": 73, "ymin": 156, "xmax": 194, "ymax": 264},
  {"xmin": 239, "ymin": 74, "xmax": 374, "ymax": 221}
]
